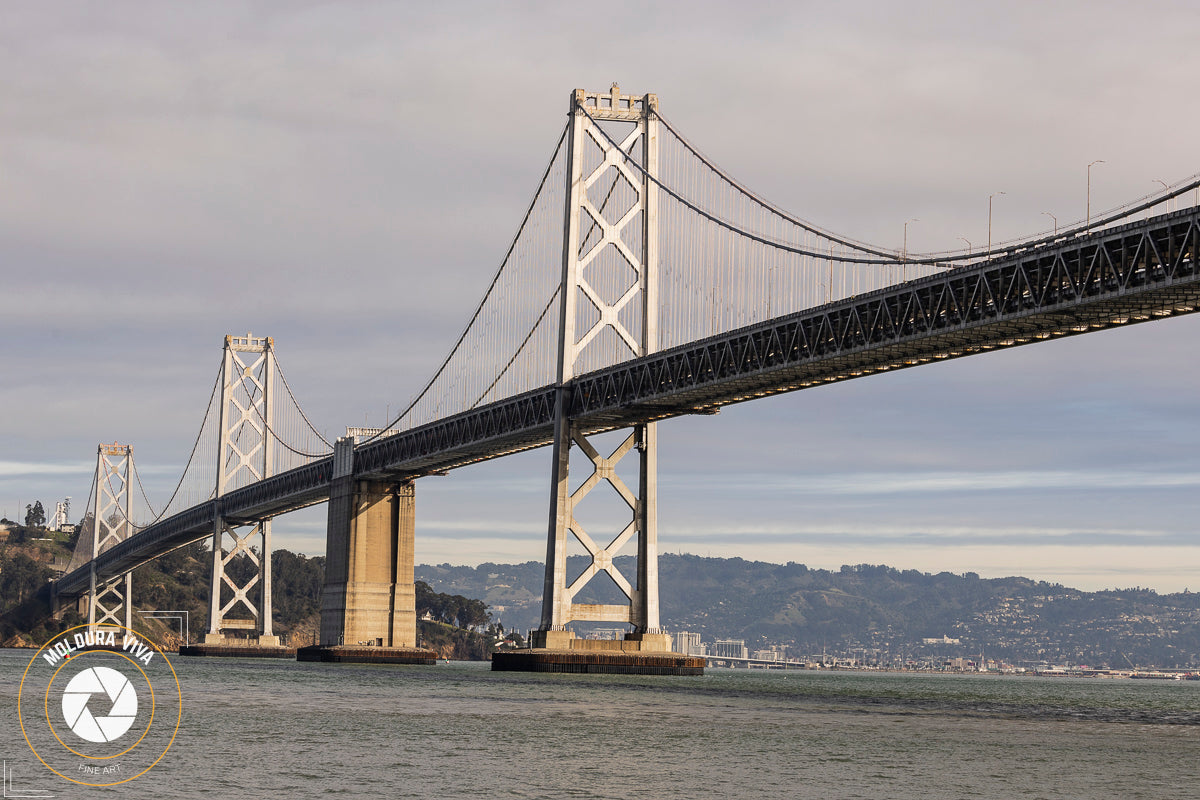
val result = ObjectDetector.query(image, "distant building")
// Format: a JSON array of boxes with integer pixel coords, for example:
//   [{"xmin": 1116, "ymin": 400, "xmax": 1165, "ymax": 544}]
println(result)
[
  {"xmin": 752, "ymin": 645, "xmax": 786, "ymax": 662},
  {"xmin": 945, "ymin": 657, "xmax": 977, "ymax": 671},
  {"xmin": 712, "ymin": 639, "xmax": 748, "ymax": 659},
  {"xmin": 922, "ymin": 635, "xmax": 961, "ymax": 645},
  {"xmin": 674, "ymin": 631, "xmax": 703, "ymax": 655},
  {"xmin": 49, "ymin": 498, "xmax": 71, "ymax": 532},
  {"xmin": 587, "ymin": 628, "xmax": 627, "ymax": 641}
]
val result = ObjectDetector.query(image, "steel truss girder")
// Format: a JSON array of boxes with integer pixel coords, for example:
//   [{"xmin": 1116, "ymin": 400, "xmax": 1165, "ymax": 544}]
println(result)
[
  {"xmin": 58, "ymin": 208, "xmax": 1200, "ymax": 600},
  {"xmin": 56, "ymin": 386, "xmax": 563, "ymax": 596},
  {"xmin": 571, "ymin": 209, "xmax": 1200, "ymax": 421}
]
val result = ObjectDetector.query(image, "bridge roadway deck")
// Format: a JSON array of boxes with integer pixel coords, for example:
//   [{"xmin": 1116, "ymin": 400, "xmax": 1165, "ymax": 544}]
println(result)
[{"xmin": 56, "ymin": 207, "xmax": 1200, "ymax": 597}]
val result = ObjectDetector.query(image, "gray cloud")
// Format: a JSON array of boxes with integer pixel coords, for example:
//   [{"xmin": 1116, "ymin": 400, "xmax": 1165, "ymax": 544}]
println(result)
[{"xmin": 4, "ymin": 2, "xmax": 1200, "ymax": 592}]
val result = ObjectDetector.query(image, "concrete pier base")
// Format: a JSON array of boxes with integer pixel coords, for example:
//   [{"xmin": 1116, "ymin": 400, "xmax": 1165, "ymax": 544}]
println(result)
[
  {"xmin": 492, "ymin": 648, "xmax": 704, "ymax": 675},
  {"xmin": 296, "ymin": 645, "xmax": 437, "ymax": 665},
  {"xmin": 179, "ymin": 642, "xmax": 296, "ymax": 658},
  {"xmin": 495, "ymin": 631, "xmax": 702, "ymax": 674}
]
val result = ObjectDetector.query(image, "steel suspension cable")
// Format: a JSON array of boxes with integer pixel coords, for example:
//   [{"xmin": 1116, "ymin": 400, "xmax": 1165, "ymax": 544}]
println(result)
[
  {"xmin": 136, "ymin": 357, "xmax": 223, "ymax": 525},
  {"xmin": 65, "ymin": 469, "xmax": 99, "ymax": 572},
  {"xmin": 131, "ymin": 458, "xmax": 161, "ymax": 521},
  {"xmin": 362, "ymin": 120, "xmax": 571, "ymax": 444},
  {"xmin": 656, "ymin": 111, "xmax": 909, "ymax": 260},
  {"xmin": 470, "ymin": 286, "xmax": 560, "ymax": 408},
  {"xmin": 243, "ymin": 356, "xmax": 333, "ymax": 460},
  {"xmin": 611, "ymin": 106, "xmax": 1200, "ymax": 266},
  {"xmin": 253, "ymin": 408, "xmax": 330, "ymax": 460},
  {"xmin": 578, "ymin": 105, "xmax": 926, "ymax": 266},
  {"xmin": 276, "ymin": 360, "xmax": 333, "ymax": 449}
]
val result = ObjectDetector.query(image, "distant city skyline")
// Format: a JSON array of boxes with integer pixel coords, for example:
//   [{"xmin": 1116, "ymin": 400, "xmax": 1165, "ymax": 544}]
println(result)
[{"xmin": 5, "ymin": 2, "xmax": 1200, "ymax": 592}]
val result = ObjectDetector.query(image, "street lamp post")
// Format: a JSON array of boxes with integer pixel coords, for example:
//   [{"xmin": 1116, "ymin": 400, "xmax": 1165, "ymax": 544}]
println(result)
[
  {"xmin": 1154, "ymin": 179, "xmax": 1170, "ymax": 213},
  {"xmin": 958, "ymin": 237, "xmax": 972, "ymax": 257},
  {"xmin": 1042, "ymin": 211, "xmax": 1058, "ymax": 236},
  {"xmin": 988, "ymin": 192, "xmax": 1005, "ymax": 258},
  {"xmin": 902, "ymin": 218, "xmax": 919, "ymax": 280},
  {"xmin": 1087, "ymin": 160, "xmax": 1105, "ymax": 228}
]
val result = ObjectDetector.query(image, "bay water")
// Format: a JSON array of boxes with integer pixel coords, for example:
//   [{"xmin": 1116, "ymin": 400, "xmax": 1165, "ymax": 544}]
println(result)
[{"xmin": 3, "ymin": 649, "xmax": 1199, "ymax": 799}]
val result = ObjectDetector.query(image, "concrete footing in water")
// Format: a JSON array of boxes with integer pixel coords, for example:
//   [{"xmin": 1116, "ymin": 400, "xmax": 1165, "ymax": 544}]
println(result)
[
  {"xmin": 179, "ymin": 643, "xmax": 297, "ymax": 658},
  {"xmin": 491, "ymin": 648, "xmax": 704, "ymax": 675},
  {"xmin": 295, "ymin": 645, "xmax": 437, "ymax": 665}
]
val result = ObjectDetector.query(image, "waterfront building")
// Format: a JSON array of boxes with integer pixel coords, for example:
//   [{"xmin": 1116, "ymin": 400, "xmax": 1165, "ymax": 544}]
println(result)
[
  {"xmin": 712, "ymin": 639, "xmax": 748, "ymax": 659},
  {"xmin": 674, "ymin": 631, "xmax": 703, "ymax": 655}
]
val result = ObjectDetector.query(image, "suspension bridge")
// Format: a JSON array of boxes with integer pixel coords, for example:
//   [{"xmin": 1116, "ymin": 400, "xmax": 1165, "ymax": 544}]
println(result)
[{"xmin": 49, "ymin": 86, "xmax": 1200, "ymax": 669}]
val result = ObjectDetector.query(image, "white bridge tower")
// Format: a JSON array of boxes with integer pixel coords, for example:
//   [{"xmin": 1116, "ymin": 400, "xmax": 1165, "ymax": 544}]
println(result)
[
  {"xmin": 87, "ymin": 443, "xmax": 134, "ymax": 630},
  {"xmin": 533, "ymin": 86, "xmax": 670, "ymax": 651},
  {"xmin": 204, "ymin": 333, "xmax": 280, "ymax": 646}
]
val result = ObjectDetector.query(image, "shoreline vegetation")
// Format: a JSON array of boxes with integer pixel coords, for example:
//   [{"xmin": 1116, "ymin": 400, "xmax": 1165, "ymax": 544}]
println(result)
[{"xmin": 0, "ymin": 534, "xmax": 501, "ymax": 659}]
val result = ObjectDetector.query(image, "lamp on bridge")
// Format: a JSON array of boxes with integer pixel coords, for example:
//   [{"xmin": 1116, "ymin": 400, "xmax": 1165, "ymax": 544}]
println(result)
[
  {"xmin": 987, "ymin": 191, "xmax": 1005, "ymax": 258},
  {"xmin": 1042, "ymin": 211, "xmax": 1058, "ymax": 237},
  {"xmin": 1086, "ymin": 160, "xmax": 1105, "ymax": 228},
  {"xmin": 902, "ymin": 218, "xmax": 919, "ymax": 280},
  {"xmin": 1154, "ymin": 179, "xmax": 1171, "ymax": 214}
]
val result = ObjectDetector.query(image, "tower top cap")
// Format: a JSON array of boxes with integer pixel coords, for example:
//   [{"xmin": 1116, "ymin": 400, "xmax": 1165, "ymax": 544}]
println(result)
[{"xmin": 572, "ymin": 85, "xmax": 658, "ymax": 120}]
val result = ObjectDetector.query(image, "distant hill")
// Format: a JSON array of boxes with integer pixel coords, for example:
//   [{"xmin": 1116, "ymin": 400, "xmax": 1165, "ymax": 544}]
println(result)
[
  {"xmin": 6, "ymin": 539, "xmax": 1198, "ymax": 667},
  {"xmin": 417, "ymin": 554, "xmax": 1200, "ymax": 668}
]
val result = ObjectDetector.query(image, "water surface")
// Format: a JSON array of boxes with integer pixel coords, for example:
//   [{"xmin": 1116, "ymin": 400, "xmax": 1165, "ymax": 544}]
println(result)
[{"xmin": 2, "ymin": 650, "xmax": 1197, "ymax": 799}]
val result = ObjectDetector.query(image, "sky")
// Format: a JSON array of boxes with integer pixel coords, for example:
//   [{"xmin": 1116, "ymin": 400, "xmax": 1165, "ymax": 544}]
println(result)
[{"xmin": 4, "ymin": 1, "xmax": 1200, "ymax": 592}]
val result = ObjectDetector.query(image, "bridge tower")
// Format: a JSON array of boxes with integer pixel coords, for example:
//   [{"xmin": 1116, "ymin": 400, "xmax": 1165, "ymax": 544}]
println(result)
[
  {"xmin": 87, "ymin": 443, "xmax": 134, "ymax": 630},
  {"xmin": 204, "ymin": 333, "xmax": 280, "ymax": 646},
  {"xmin": 533, "ymin": 85, "xmax": 670, "ymax": 651}
]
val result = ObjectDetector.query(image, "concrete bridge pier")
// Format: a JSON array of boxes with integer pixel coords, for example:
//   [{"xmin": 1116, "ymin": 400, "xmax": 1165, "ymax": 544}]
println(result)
[{"xmin": 299, "ymin": 437, "xmax": 434, "ymax": 664}]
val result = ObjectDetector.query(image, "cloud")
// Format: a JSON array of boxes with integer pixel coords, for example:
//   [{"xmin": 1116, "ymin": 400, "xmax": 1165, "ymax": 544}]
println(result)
[
  {"xmin": 691, "ymin": 469, "xmax": 1200, "ymax": 496},
  {"xmin": 5, "ymin": 2, "xmax": 1200, "ymax": 595},
  {"xmin": 0, "ymin": 461, "xmax": 92, "ymax": 478},
  {"xmin": 655, "ymin": 521, "xmax": 1184, "ymax": 548}
]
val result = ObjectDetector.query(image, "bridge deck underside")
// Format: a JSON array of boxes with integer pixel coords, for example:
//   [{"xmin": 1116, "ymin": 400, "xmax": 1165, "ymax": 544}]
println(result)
[{"xmin": 56, "ymin": 208, "xmax": 1200, "ymax": 597}]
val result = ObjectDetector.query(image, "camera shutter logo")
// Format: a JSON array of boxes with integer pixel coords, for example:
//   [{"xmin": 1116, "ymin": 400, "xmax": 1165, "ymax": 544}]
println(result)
[{"xmin": 60, "ymin": 666, "xmax": 138, "ymax": 744}]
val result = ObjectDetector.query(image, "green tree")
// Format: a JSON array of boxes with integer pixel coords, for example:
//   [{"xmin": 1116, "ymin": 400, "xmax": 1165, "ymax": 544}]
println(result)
[
  {"xmin": 0, "ymin": 552, "xmax": 53, "ymax": 611},
  {"xmin": 455, "ymin": 597, "xmax": 490, "ymax": 630},
  {"xmin": 24, "ymin": 501, "xmax": 45, "ymax": 528}
]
